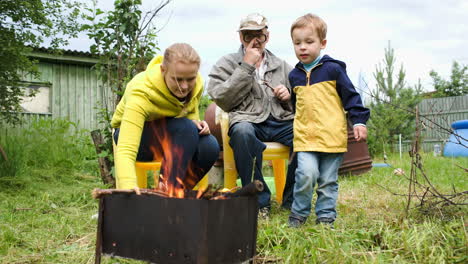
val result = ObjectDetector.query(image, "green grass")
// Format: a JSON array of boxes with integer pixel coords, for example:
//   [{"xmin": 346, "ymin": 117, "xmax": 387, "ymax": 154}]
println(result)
[
  {"xmin": 1, "ymin": 121, "xmax": 467, "ymax": 263},
  {"xmin": 256, "ymin": 153, "xmax": 467, "ymax": 263}
]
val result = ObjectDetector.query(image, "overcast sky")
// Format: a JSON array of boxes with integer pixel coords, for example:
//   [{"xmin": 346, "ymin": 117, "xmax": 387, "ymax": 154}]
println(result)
[{"xmin": 68, "ymin": 0, "xmax": 468, "ymax": 98}]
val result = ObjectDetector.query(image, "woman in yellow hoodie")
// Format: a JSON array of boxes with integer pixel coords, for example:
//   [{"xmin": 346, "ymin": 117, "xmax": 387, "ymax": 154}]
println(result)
[{"xmin": 111, "ymin": 43, "xmax": 219, "ymax": 192}]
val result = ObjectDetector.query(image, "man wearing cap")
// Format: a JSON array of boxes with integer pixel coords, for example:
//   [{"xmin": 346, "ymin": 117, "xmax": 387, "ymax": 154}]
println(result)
[{"xmin": 207, "ymin": 13, "xmax": 296, "ymax": 215}]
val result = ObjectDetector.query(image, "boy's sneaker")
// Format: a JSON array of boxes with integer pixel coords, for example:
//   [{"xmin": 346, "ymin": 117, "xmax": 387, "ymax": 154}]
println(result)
[
  {"xmin": 288, "ymin": 213, "xmax": 307, "ymax": 228},
  {"xmin": 258, "ymin": 207, "xmax": 270, "ymax": 220},
  {"xmin": 315, "ymin": 217, "xmax": 335, "ymax": 228}
]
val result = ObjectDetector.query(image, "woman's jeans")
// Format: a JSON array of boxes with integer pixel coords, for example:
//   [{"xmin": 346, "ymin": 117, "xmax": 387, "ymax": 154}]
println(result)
[
  {"xmin": 291, "ymin": 151, "xmax": 344, "ymax": 219},
  {"xmin": 114, "ymin": 117, "xmax": 220, "ymax": 189}
]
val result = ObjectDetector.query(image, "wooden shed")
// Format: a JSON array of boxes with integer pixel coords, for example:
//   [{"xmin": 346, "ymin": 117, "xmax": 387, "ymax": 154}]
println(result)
[{"xmin": 13, "ymin": 48, "xmax": 112, "ymax": 131}]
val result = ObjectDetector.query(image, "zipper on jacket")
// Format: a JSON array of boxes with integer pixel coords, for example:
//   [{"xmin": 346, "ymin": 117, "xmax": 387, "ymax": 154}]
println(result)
[
  {"xmin": 298, "ymin": 67, "xmax": 309, "ymax": 88},
  {"xmin": 298, "ymin": 63, "xmax": 322, "ymax": 87}
]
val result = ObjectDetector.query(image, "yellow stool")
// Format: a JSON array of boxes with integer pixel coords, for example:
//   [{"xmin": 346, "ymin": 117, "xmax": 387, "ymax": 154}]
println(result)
[
  {"xmin": 113, "ymin": 130, "xmax": 208, "ymax": 190},
  {"xmin": 135, "ymin": 161, "xmax": 161, "ymax": 188},
  {"xmin": 134, "ymin": 161, "xmax": 208, "ymax": 190},
  {"xmin": 218, "ymin": 109, "xmax": 290, "ymax": 203}
]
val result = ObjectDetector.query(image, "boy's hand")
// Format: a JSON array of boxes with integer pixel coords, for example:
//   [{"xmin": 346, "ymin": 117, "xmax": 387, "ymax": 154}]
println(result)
[
  {"xmin": 353, "ymin": 125, "xmax": 367, "ymax": 142},
  {"xmin": 243, "ymin": 39, "xmax": 262, "ymax": 66},
  {"xmin": 273, "ymin": 85, "xmax": 291, "ymax": 101},
  {"xmin": 193, "ymin": 120, "xmax": 211, "ymax": 135}
]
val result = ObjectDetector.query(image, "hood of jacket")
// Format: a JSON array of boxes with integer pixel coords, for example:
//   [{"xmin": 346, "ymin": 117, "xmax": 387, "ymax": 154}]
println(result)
[
  {"xmin": 141, "ymin": 55, "xmax": 203, "ymax": 109},
  {"xmin": 111, "ymin": 55, "xmax": 204, "ymax": 128}
]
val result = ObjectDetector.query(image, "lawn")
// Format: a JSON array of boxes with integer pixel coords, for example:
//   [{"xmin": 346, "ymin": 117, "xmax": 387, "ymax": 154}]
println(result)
[{"xmin": 0, "ymin": 121, "xmax": 467, "ymax": 263}]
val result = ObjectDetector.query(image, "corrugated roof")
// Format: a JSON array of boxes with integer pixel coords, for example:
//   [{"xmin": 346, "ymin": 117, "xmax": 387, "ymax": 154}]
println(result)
[
  {"xmin": 28, "ymin": 47, "xmax": 99, "ymax": 65},
  {"xmin": 34, "ymin": 46, "xmax": 95, "ymax": 58}
]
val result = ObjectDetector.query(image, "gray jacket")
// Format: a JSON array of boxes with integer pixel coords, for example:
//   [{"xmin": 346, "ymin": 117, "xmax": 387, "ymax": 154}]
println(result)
[{"xmin": 207, "ymin": 46, "xmax": 294, "ymax": 127}]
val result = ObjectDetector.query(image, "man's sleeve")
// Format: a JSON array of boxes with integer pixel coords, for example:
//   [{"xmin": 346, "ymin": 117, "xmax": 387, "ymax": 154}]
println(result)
[{"xmin": 207, "ymin": 57, "xmax": 256, "ymax": 112}]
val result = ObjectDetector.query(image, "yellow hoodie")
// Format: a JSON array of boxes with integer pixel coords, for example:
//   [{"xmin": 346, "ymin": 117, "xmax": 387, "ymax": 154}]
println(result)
[{"xmin": 111, "ymin": 56, "xmax": 204, "ymax": 189}]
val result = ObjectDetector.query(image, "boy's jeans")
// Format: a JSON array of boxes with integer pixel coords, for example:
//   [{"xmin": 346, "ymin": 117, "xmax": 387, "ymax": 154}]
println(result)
[{"xmin": 291, "ymin": 151, "xmax": 344, "ymax": 219}]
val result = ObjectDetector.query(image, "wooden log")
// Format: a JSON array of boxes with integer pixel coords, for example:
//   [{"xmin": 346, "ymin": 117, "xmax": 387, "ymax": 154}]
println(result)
[
  {"xmin": 92, "ymin": 188, "xmax": 169, "ymax": 199},
  {"xmin": 221, "ymin": 180, "xmax": 264, "ymax": 198}
]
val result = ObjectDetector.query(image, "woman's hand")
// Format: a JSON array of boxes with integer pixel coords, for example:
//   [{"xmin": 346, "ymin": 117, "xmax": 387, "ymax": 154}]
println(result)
[
  {"xmin": 193, "ymin": 120, "xmax": 211, "ymax": 135},
  {"xmin": 133, "ymin": 186, "xmax": 141, "ymax": 195}
]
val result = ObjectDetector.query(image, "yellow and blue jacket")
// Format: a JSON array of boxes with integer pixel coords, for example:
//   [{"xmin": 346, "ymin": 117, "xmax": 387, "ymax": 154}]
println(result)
[
  {"xmin": 111, "ymin": 55, "xmax": 204, "ymax": 189},
  {"xmin": 289, "ymin": 55, "xmax": 369, "ymax": 153}
]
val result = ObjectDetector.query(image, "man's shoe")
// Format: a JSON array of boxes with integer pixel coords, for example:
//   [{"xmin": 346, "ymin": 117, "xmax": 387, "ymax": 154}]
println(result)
[
  {"xmin": 288, "ymin": 213, "xmax": 307, "ymax": 228},
  {"xmin": 315, "ymin": 217, "xmax": 335, "ymax": 228}
]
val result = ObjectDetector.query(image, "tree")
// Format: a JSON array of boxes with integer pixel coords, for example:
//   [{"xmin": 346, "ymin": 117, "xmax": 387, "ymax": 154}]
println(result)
[
  {"xmin": 83, "ymin": 0, "xmax": 170, "ymax": 103},
  {"xmin": 82, "ymin": 0, "xmax": 171, "ymax": 185},
  {"xmin": 0, "ymin": 0, "xmax": 81, "ymax": 124},
  {"xmin": 429, "ymin": 61, "xmax": 467, "ymax": 97},
  {"xmin": 367, "ymin": 42, "xmax": 423, "ymax": 155}
]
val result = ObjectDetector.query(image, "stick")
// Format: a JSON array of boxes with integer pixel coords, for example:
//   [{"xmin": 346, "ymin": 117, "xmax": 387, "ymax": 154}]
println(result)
[
  {"xmin": 14, "ymin": 208, "xmax": 33, "ymax": 211},
  {"xmin": 0, "ymin": 144, "xmax": 8, "ymax": 162},
  {"xmin": 262, "ymin": 80, "xmax": 275, "ymax": 91},
  {"xmin": 90, "ymin": 130, "xmax": 115, "ymax": 186}
]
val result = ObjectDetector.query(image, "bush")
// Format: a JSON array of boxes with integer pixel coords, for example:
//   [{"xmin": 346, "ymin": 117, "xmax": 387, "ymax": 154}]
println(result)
[
  {"xmin": 0, "ymin": 118, "xmax": 98, "ymax": 188},
  {"xmin": 0, "ymin": 128, "xmax": 26, "ymax": 187}
]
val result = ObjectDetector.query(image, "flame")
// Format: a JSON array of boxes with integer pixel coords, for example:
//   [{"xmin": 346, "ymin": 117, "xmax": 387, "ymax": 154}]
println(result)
[{"xmin": 148, "ymin": 119, "xmax": 201, "ymax": 199}]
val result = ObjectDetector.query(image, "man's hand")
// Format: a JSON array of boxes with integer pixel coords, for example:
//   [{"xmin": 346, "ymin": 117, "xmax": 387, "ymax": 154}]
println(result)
[
  {"xmin": 243, "ymin": 39, "xmax": 262, "ymax": 66},
  {"xmin": 273, "ymin": 84, "xmax": 291, "ymax": 101},
  {"xmin": 193, "ymin": 120, "xmax": 211, "ymax": 135},
  {"xmin": 353, "ymin": 125, "xmax": 368, "ymax": 142}
]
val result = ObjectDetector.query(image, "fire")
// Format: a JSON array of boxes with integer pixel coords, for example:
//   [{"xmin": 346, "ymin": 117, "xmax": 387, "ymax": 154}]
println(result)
[
  {"xmin": 144, "ymin": 120, "xmax": 243, "ymax": 199},
  {"xmin": 148, "ymin": 119, "xmax": 201, "ymax": 199}
]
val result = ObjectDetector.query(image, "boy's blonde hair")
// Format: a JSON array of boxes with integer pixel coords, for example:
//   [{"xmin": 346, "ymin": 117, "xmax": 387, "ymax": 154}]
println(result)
[
  {"xmin": 290, "ymin": 13, "xmax": 327, "ymax": 41},
  {"xmin": 163, "ymin": 43, "xmax": 201, "ymax": 67}
]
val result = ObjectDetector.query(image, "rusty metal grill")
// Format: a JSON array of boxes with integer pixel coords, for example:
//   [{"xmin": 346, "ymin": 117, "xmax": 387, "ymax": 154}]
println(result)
[{"xmin": 95, "ymin": 192, "xmax": 258, "ymax": 264}]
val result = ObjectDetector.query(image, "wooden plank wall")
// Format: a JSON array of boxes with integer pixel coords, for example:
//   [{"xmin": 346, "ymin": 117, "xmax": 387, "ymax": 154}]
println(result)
[{"xmin": 2, "ymin": 60, "xmax": 113, "ymax": 132}]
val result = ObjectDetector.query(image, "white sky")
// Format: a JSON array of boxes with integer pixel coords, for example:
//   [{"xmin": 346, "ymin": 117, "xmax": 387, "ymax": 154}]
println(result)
[{"xmin": 68, "ymin": 0, "xmax": 468, "ymax": 97}]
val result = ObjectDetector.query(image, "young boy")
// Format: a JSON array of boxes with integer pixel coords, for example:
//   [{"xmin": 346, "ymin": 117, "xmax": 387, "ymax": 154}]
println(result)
[{"xmin": 288, "ymin": 14, "xmax": 370, "ymax": 228}]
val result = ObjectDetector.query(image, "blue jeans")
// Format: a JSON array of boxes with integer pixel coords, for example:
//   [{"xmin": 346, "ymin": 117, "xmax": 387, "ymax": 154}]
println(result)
[
  {"xmin": 291, "ymin": 151, "xmax": 344, "ymax": 219},
  {"xmin": 228, "ymin": 117, "xmax": 295, "ymax": 209},
  {"xmin": 114, "ymin": 117, "xmax": 220, "ymax": 189}
]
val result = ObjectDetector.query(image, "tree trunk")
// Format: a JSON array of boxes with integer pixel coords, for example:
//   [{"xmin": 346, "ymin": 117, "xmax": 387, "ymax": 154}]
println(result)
[{"xmin": 91, "ymin": 130, "xmax": 115, "ymax": 186}]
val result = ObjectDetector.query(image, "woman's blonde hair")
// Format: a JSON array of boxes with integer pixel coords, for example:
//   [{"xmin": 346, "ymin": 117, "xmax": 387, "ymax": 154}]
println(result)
[
  {"xmin": 162, "ymin": 43, "xmax": 201, "ymax": 67},
  {"xmin": 290, "ymin": 13, "xmax": 327, "ymax": 41}
]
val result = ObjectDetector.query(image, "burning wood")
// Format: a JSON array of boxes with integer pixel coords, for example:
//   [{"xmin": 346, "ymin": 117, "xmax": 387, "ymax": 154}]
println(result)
[
  {"xmin": 92, "ymin": 180, "xmax": 264, "ymax": 200},
  {"xmin": 197, "ymin": 180, "xmax": 264, "ymax": 200},
  {"xmin": 196, "ymin": 184, "xmax": 224, "ymax": 199}
]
